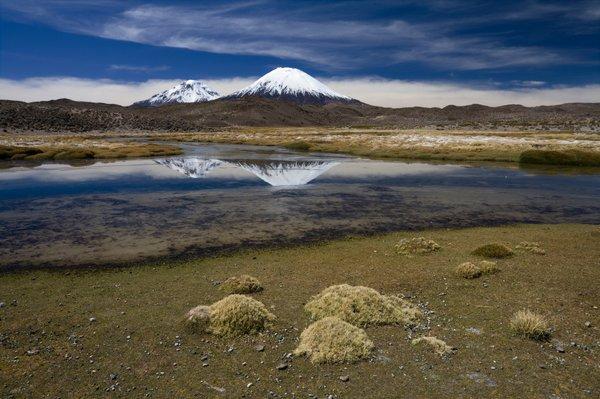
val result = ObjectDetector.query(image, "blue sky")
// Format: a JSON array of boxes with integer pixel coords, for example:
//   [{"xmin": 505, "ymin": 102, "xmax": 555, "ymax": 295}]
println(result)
[{"xmin": 0, "ymin": 0, "xmax": 599, "ymax": 106}]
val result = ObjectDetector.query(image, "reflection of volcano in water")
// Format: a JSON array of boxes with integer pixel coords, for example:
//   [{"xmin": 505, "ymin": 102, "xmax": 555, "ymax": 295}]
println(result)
[
  {"xmin": 155, "ymin": 158, "xmax": 223, "ymax": 178},
  {"xmin": 157, "ymin": 157, "xmax": 338, "ymax": 186},
  {"xmin": 229, "ymin": 160, "xmax": 338, "ymax": 186}
]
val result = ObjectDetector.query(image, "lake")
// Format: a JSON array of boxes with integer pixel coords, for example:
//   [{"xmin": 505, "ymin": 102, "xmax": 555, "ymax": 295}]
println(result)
[{"xmin": 1, "ymin": 143, "xmax": 599, "ymax": 270}]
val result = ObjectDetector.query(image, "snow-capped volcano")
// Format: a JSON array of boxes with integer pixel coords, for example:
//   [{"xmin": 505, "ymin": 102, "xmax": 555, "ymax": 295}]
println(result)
[
  {"xmin": 230, "ymin": 160, "xmax": 338, "ymax": 186},
  {"xmin": 133, "ymin": 80, "xmax": 219, "ymax": 107},
  {"xmin": 156, "ymin": 158, "xmax": 223, "ymax": 178},
  {"xmin": 226, "ymin": 67, "xmax": 355, "ymax": 105}
]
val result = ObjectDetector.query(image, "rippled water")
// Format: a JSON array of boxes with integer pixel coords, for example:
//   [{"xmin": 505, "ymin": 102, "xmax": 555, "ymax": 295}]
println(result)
[{"xmin": 1, "ymin": 143, "xmax": 599, "ymax": 269}]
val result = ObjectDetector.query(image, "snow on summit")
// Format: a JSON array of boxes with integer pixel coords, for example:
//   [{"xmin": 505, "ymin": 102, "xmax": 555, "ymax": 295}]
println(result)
[
  {"xmin": 133, "ymin": 80, "xmax": 219, "ymax": 107},
  {"xmin": 228, "ymin": 67, "xmax": 354, "ymax": 104}
]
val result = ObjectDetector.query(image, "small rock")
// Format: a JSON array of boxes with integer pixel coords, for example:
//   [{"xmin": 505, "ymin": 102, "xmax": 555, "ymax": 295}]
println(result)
[
  {"xmin": 255, "ymin": 344, "xmax": 265, "ymax": 352},
  {"xmin": 466, "ymin": 327, "xmax": 482, "ymax": 335},
  {"xmin": 246, "ymin": 382, "xmax": 253, "ymax": 388},
  {"xmin": 276, "ymin": 363, "xmax": 288, "ymax": 370},
  {"xmin": 89, "ymin": 317, "xmax": 96, "ymax": 323},
  {"xmin": 339, "ymin": 375, "xmax": 350, "ymax": 382},
  {"xmin": 200, "ymin": 355, "xmax": 208, "ymax": 361},
  {"xmin": 202, "ymin": 363, "xmax": 209, "ymax": 367},
  {"xmin": 26, "ymin": 349, "xmax": 39, "ymax": 356},
  {"xmin": 584, "ymin": 321, "xmax": 591, "ymax": 327},
  {"xmin": 0, "ymin": 302, "xmax": 5, "ymax": 308},
  {"xmin": 110, "ymin": 373, "xmax": 118, "ymax": 380}
]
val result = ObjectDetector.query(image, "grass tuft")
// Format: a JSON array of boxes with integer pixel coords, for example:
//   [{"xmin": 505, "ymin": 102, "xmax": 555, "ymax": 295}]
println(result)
[
  {"xmin": 395, "ymin": 237, "xmax": 441, "ymax": 255},
  {"xmin": 472, "ymin": 243, "xmax": 513, "ymax": 259},
  {"xmin": 455, "ymin": 262, "xmax": 482, "ymax": 279},
  {"xmin": 411, "ymin": 336, "xmax": 455, "ymax": 356},
  {"xmin": 219, "ymin": 275, "xmax": 263, "ymax": 294},
  {"xmin": 515, "ymin": 241, "xmax": 546, "ymax": 255},
  {"xmin": 293, "ymin": 317, "xmax": 374, "ymax": 363},
  {"xmin": 304, "ymin": 284, "xmax": 421, "ymax": 327},
  {"xmin": 186, "ymin": 295, "xmax": 275, "ymax": 337},
  {"xmin": 510, "ymin": 310, "xmax": 550, "ymax": 340}
]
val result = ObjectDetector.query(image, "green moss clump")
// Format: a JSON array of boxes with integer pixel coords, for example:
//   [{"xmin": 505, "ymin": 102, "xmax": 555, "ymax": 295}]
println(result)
[
  {"xmin": 53, "ymin": 150, "xmax": 95, "ymax": 160},
  {"xmin": 472, "ymin": 243, "xmax": 513, "ymax": 259},
  {"xmin": 519, "ymin": 149, "xmax": 600, "ymax": 167},
  {"xmin": 0, "ymin": 145, "xmax": 43, "ymax": 160},
  {"xmin": 284, "ymin": 141, "xmax": 311, "ymax": 151}
]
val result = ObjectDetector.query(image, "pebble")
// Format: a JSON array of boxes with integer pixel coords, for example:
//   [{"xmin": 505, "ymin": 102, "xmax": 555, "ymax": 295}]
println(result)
[
  {"xmin": 339, "ymin": 375, "xmax": 350, "ymax": 382},
  {"xmin": 89, "ymin": 317, "xmax": 96, "ymax": 323},
  {"xmin": 202, "ymin": 363, "xmax": 209, "ymax": 367},
  {"xmin": 246, "ymin": 383, "xmax": 253, "ymax": 388},
  {"xmin": 584, "ymin": 321, "xmax": 591, "ymax": 327},
  {"xmin": 276, "ymin": 363, "xmax": 288, "ymax": 370},
  {"xmin": 255, "ymin": 344, "xmax": 265, "ymax": 352},
  {"xmin": 0, "ymin": 302, "xmax": 5, "ymax": 308}
]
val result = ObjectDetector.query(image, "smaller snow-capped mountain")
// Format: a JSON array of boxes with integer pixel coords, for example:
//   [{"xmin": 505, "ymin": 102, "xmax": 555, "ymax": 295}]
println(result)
[
  {"xmin": 226, "ymin": 67, "xmax": 356, "ymax": 105},
  {"xmin": 156, "ymin": 158, "xmax": 223, "ymax": 178},
  {"xmin": 133, "ymin": 80, "xmax": 219, "ymax": 107}
]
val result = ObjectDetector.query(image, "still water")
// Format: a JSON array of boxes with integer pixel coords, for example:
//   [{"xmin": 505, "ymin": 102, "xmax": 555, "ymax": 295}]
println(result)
[{"xmin": 1, "ymin": 143, "xmax": 599, "ymax": 269}]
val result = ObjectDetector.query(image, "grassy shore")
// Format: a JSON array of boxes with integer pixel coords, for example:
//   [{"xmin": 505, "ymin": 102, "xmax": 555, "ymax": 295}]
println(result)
[
  {"xmin": 2, "ymin": 127, "xmax": 600, "ymax": 164},
  {"xmin": 1, "ymin": 224, "xmax": 598, "ymax": 398}
]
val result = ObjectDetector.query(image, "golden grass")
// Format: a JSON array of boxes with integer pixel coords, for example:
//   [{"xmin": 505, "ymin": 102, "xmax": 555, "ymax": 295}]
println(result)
[
  {"xmin": 395, "ymin": 237, "xmax": 441, "ymax": 255},
  {"xmin": 515, "ymin": 241, "xmax": 546, "ymax": 255},
  {"xmin": 472, "ymin": 243, "xmax": 513, "ymax": 259},
  {"xmin": 219, "ymin": 274, "xmax": 263, "ymax": 294},
  {"xmin": 304, "ymin": 284, "xmax": 422, "ymax": 327},
  {"xmin": 293, "ymin": 317, "xmax": 374, "ymax": 363},
  {"xmin": 510, "ymin": 310, "xmax": 550, "ymax": 340},
  {"xmin": 519, "ymin": 149, "xmax": 600, "ymax": 167},
  {"xmin": 455, "ymin": 262, "xmax": 482, "ymax": 279},
  {"xmin": 186, "ymin": 295, "xmax": 275, "ymax": 337},
  {"xmin": 411, "ymin": 336, "xmax": 455, "ymax": 357},
  {"xmin": 455, "ymin": 260, "xmax": 500, "ymax": 279}
]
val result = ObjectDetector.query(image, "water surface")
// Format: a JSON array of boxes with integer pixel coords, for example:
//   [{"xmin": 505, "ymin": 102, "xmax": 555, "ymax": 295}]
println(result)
[{"xmin": 1, "ymin": 143, "xmax": 599, "ymax": 269}]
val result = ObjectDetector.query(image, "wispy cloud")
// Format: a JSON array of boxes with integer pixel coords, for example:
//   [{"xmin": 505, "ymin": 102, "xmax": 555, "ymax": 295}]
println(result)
[
  {"xmin": 108, "ymin": 64, "xmax": 170, "ymax": 73},
  {"xmin": 1, "ymin": 76, "xmax": 598, "ymax": 107},
  {"xmin": 1, "ymin": 1, "xmax": 594, "ymax": 71}
]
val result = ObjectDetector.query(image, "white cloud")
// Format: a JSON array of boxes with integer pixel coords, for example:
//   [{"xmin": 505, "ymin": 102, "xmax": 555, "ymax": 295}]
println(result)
[{"xmin": 1, "ymin": 76, "xmax": 599, "ymax": 107}]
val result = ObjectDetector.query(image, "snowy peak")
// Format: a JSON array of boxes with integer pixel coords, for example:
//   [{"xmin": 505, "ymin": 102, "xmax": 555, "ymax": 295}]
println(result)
[
  {"xmin": 231, "ymin": 160, "xmax": 338, "ymax": 186},
  {"xmin": 156, "ymin": 158, "xmax": 223, "ymax": 178},
  {"xmin": 228, "ymin": 67, "xmax": 354, "ymax": 104},
  {"xmin": 133, "ymin": 80, "xmax": 219, "ymax": 107}
]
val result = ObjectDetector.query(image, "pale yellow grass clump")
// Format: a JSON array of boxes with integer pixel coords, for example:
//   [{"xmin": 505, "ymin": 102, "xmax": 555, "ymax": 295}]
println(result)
[
  {"xmin": 455, "ymin": 262, "xmax": 482, "ymax": 279},
  {"xmin": 455, "ymin": 260, "xmax": 500, "ymax": 279},
  {"xmin": 515, "ymin": 241, "xmax": 546, "ymax": 255},
  {"xmin": 184, "ymin": 295, "xmax": 275, "ymax": 337},
  {"xmin": 294, "ymin": 317, "xmax": 374, "ymax": 363},
  {"xmin": 395, "ymin": 237, "xmax": 441, "ymax": 255},
  {"xmin": 219, "ymin": 275, "xmax": 263, "ymax": 294},
  {"xmin": 304, "ymin": 284, "xmax": 422, "ymax": 327},
  {"xmin": 510, "ymin": 310, "xmax": 550, "ymax": 340},
  {"xmin": 411, "ymin": 336, "xmax": 455, "ymax": 357}
]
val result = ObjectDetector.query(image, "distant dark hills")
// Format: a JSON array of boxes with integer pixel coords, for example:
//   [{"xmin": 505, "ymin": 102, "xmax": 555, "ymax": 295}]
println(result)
[{"xmin": 1, "ymin": 96, "xmax": 599, "ymax": 133}]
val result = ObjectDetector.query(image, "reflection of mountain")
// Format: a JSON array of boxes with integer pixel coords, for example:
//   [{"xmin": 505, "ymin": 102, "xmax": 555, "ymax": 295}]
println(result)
[
  {"xmin": 156, "ymin": 158, "xmax": 223, "ymax": 178},
  {"xmin": 229, "ymin": 160, "xmax": 337, "ymax": 186},
  {"xmin": 156, "ymin": 157, "xmax": 338, "ymax": 186}
]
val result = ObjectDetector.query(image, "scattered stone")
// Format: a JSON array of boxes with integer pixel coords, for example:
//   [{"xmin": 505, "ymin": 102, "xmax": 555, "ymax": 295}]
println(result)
[
  {"xmin": 339, "ymin": 375, "xmax": 350, "ymax": 382},
  {"xmin": 276, "ymin": 363, "xmax": 289, "ymax": 370},
  {"xmin": 202, "ymin": 363, "xmax": 209, "ymax": 367},
  {"xmin": 467, "ymin": 372, "xmax": 497, "ymax": 387},
  {"xmin": 200, "ymin": 355, "xmax": 208, "ymax": 361},
  {"xmin": 0, "ymin": 302, "xmax": 5, "ymax": 308},
  {"xmin": 89, "ymin": 317, "xmax": 96, "ymax": 323},
  {"xmin": 246, "ymin": 382, "xmax": 253, "ymax": 388},
  {"xmin": 466, "ymin": 327, "xmax": 482, "ymax": 335},
  {"xmin": 26, "ymin": 349, "xmax": 39, "ymax": 356},
  {"xmin": 584, "ymin": 321, "xmax": 591, "ymax": 327},
  {"xmin": 110, "ymin": 373, "xmax": 118, "ymax": 380},
  {"xmin": 255, "ymin": 344, "xmax": 265, "ymax": 352}
]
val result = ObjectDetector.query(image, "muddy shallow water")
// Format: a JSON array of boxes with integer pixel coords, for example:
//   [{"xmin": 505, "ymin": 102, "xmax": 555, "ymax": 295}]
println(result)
[{"xmin": 1, "ymin": 143, "xmax": 599, "ymax": 270}]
